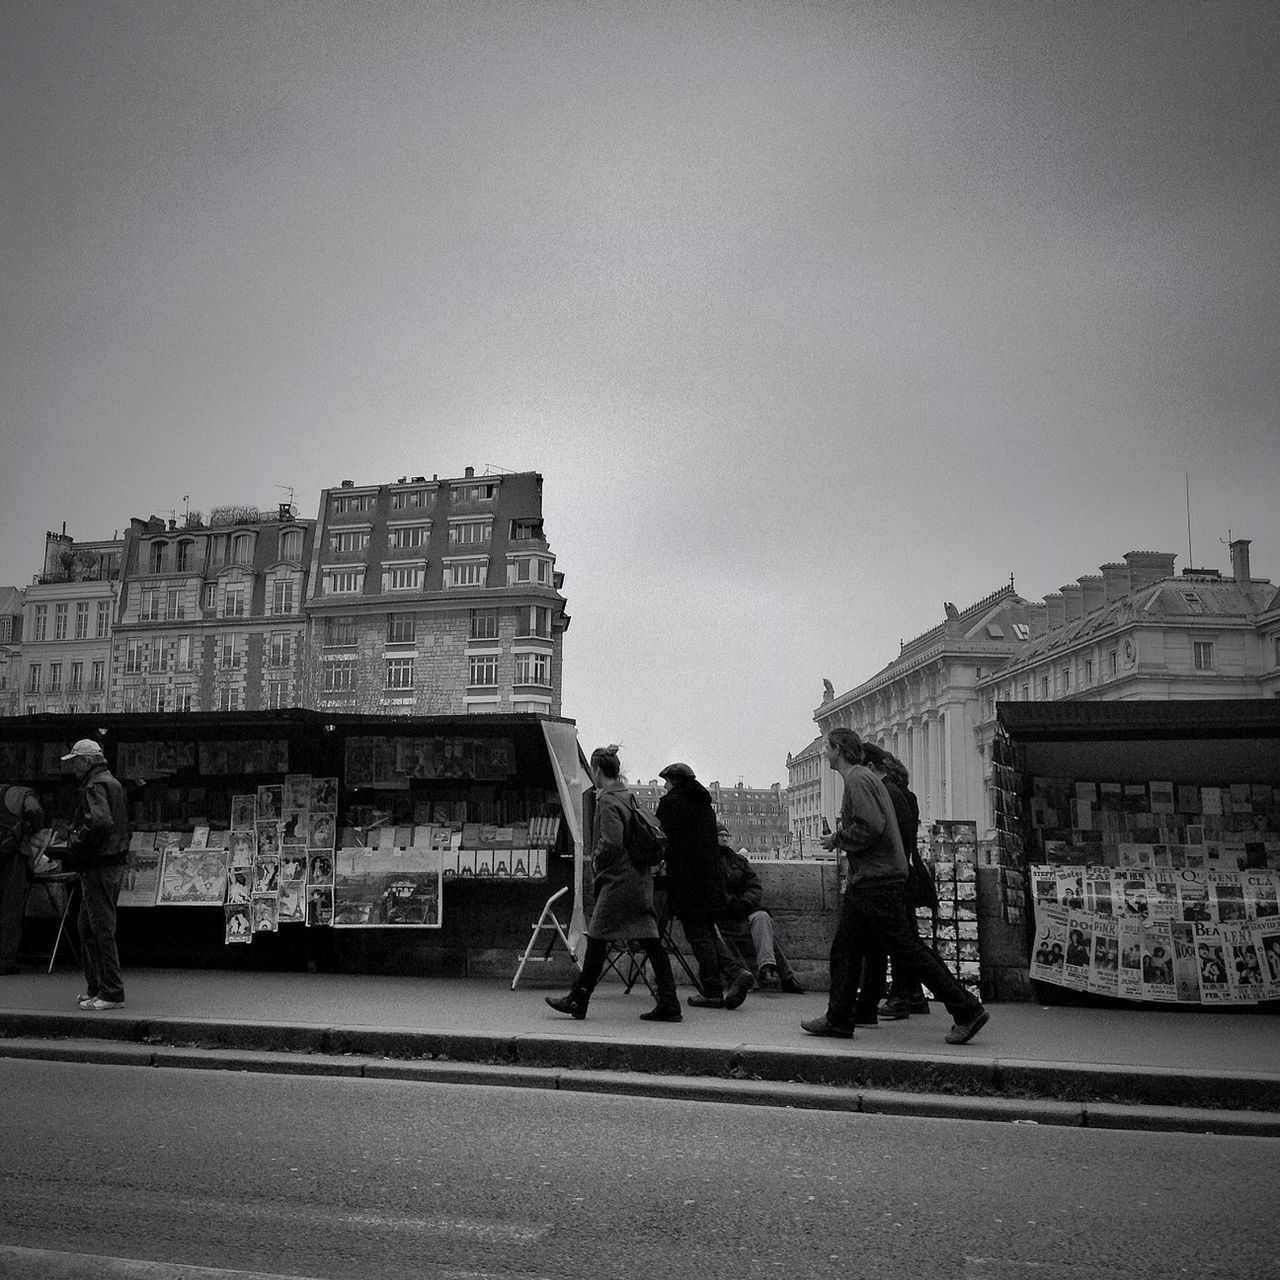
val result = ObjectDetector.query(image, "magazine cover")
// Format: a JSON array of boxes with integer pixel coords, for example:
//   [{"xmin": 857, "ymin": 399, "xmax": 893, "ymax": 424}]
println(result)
[
  {"xmin": 277, "ymin": 880, "xmax": 306, "ymax": 924},
  {"xmin": 280, "ymin": 809, "xmax": 306, "ymax": 842},
  {"xmin": 284, "ymin": 774, "xmax": 312, "ymax": 811},
  {"xmin": 1086, "ymin": 915, "xmax": 1119, "ymax": 997},
  {"xmin": 156, "ymin": 848, "xmax": 229, "ymax": 907},
  {"xmin": 225, "ymin": 904, "xmax": 251, "ymax": 944},
  {"xmin": 1119, "ymin": 875, "xmax": 1150, "ymax": 920},
  {"xmin": 118, "ymin": 848, "xmax": 163, "ymax": 908},
  {"xmin": 1057, "ymin": 868, "xmax": 1086, "ymax": 912},
  {"xmin": 256, "ymin": 785, "xmax": 283, "ymax": 822},
  {"xmin": 1257, "ymin": 924, "xmax": 1280, "ymax": 1000},
  {"xmin": 231, "ymin": 795, "xmax": 258, "ymax": 831},
  {"xmin": 307, "ymin": 851, "xmax": 334, "ymax": 885},
  {"xmin": 279, "ymin": 847, "xmax": 307, "ymax": 884},
  {"xmin": 1064, "ymin": 911, "xmax": 1093, "ymax": 989},
  {"xmin": 1140, "ymin": 921, "xmax": 1176, "ymax": 1002},
  {"xmin": 310, "ymin": 776, "xmax": 338, "ymax": 812},
  {"xmin": 1169, "ymin": 922, "xmax": 1202, "ymax": 1002},
  {"xmin": 1148, "ymin": 870, "xmax": 1179, "ymax": 922},
  {"xmin": 255, "ymin": 821, "xmax": 281, "ymax": 860},
  {"xmin": 229, "ymin": 830, "xmax": 256, "ymax": 869},
  {"xmin": 1086, "ymin": 874, "xmax": 1114, "ymax": 916},
  {"xmin": 1117, "ymin": 916, "xmax": 1144, "ymax": 1000},
  {"xmin": 1245, "ymin": 872, "xmax": 1279, "ymax": 919},
  {"xmin": 252, "ymin": 856, "xmax": 280, "ymax": 895},
  {"xmin": 1193, "ymin": 922, "xmax": 1232, "ymax": 1003},
  {"xmin": 1177, "ymin": 872, "xmax": 1212, "ymax": 922},
  {"xmin": 1208, "ymin": 871, "xmax": 1247, "ymax": 922},
  {"xmin": 306, "ymin": 812, "xmax": 336, "ymax": 850},
  {"xmin": 307, "ymin": 887, "xmax": 334, "ymax": 926},
  {"xmin": 251, "ymin": 893, "xmax": 278, "ymax": 933},
  {"xmin": 332, "ymin": 847, "xmax": 442, "ymax": 928},
  {"xmin": 1222, "ymin": 923, "xmax": 1264, "ymax": 1001},
  {"xmin": 226, "ymin": 866, "xmax": 252, "ymax": 905}
]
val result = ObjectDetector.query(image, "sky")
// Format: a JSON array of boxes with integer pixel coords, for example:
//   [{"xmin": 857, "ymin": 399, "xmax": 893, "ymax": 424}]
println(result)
[{"xmin": 2, "ymin": 1, "xmax": 1277, "ymax": 787}]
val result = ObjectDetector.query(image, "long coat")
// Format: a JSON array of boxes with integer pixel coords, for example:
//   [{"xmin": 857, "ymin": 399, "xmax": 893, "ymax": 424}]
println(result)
[
  {"xmin": 586, "ymin": 781, "xmax": 658, "ymax": 942},
  {"xmin": 655, "ymin": 777, "xmax": 726, "ymax": 919}
]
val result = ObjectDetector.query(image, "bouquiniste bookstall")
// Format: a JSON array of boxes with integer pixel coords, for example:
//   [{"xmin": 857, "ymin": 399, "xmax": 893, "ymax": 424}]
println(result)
[{"xmin": 6, "ymin": 710, "xmax": 591, "ymax": 975}]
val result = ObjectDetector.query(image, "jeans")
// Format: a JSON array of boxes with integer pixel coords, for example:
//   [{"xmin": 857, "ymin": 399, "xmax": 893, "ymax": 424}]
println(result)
[
  {"xmin": 721, "ymin": 911, "xmax": 798, "ymax": 982},
  {"xmin": 78, "ymin": 863, "xmax": 126, "ymax": 1003},
  {"xmin": 680, "ymin": 913, "xmax": 750, "ymax": 998},
  {"xmin": 860, "ymin": 899, "xmax": 931, "ymax": 1008},
  {"xmin": 828, "ymin": 882, "xmax": 979, "ymax": 1027},
  {"xmin": 578, "ymin": 934, "xmax": 677, "ymax": 1002}
]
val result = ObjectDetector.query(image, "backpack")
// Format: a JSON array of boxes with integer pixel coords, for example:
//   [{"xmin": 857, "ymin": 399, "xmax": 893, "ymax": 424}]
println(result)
[{"xmin": 625, "ymin": 798, "xmax": 667, "ymax": 869}]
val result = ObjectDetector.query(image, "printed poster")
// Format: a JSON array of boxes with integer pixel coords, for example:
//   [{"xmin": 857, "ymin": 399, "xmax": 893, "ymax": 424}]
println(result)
[
  {"xmin": 332, "ymin": 846, "xmax": 442, "ymax": 928},
  {"xmin": 157, "ymin": 848, "xmax": 229, "ymax": 907}
]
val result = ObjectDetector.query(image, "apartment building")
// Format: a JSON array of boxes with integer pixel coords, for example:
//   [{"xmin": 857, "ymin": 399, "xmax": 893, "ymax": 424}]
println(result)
[
  {"xmin": 0, "ymin": 587, "xmax": 26, "ymax": 717},
  {"xmin": 785, "ymin": 733, "xmax": 826, "ymax": 853},
  {"xmin": 110, "ymin": 507, "xmax": 314, "ymax": 713},
  {"xmin": 303, "ymin": 468, "xmax": 569, "ymax": 715}
]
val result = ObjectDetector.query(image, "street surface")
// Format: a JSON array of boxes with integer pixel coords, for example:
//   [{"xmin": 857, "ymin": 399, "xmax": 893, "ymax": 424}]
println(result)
[{"xmin": 0, "ymin": 1059, "xmax": 1276, "ymax": 1280}]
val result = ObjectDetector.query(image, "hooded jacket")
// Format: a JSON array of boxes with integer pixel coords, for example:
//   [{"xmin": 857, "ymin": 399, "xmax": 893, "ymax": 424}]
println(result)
[{"xmin": 655, "ymin": 777, "xmax": 726, "ymax": 917}]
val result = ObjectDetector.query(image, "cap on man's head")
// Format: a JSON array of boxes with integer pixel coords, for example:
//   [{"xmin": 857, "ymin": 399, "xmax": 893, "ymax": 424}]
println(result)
[
  {"xmin": 659, "ymin": 762, "xmax": 696, "ymax": 781},
  {"xmin": 715, "ymin": 823, "xmax": 731, "ymax": 838},
  {"xmin": 61, "ymin": 738, "xmax": 105, "ymax": 762}
]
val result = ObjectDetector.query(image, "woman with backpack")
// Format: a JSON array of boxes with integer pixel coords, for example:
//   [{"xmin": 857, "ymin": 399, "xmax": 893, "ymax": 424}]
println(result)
[{"xmin": 546, "ymin": 745, "xmax": 682, "ymax": 1023}]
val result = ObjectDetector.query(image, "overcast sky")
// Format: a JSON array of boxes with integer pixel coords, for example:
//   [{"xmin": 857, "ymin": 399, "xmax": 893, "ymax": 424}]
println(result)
[{"xmin": 2, "ymin": 1, "xmax": 1277, "ymax": 786}]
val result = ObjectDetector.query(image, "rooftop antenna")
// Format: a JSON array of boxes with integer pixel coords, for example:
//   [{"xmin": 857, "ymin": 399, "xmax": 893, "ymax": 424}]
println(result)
[
  {"xmin": 275, "ymin": 484, "xmax": 295, "ymax": 512},
  {"xmin": 1185, "ymin": 473, "xmax": 1193, "ymax": 568},
  {"xmin": 182, "ymin": 494, "xmax": 190, "ymax": 521}
]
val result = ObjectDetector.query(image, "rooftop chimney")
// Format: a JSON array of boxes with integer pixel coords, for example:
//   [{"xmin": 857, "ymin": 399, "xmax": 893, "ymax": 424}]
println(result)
[
  {"xmin": 464, "ymin": 466, "xmax": 475, "ymax": 478},
  {"xmin": 1026, "ymin": 601, "xmax": 1049, "ymax": 638},
  {"xmin": 1101, "ymin": 562, "xmax": 1130, "ymax": 602},
  {"xmin": 1078, "ymin": 574, "xmax": 1105, "ymax": 614},
  {"xmin": 340, "ymin": 479, "xmax": 354, "ymax": 488},
  {"xmin": 1044, "ymin": 591, "xmax": 1065, "ymax": 630},
  {"xmin": 1231, "ymin": 538, "xmax": 1252, "ymax": 583},
  {"xmin": 1059, "ymin": 583, "xmax": 1084, "ymax": 622},
  {"xmin": 1124, "ymin": 551, "xmax": 1178, "ymax": 591}
]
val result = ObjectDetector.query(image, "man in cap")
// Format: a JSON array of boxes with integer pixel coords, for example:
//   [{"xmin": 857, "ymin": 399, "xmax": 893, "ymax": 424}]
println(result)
[
  {"xmin": 58, "ymin": 739, "xmax": 130, "ymax": 1010},
  {"xmin": 655, "ymin": 762, "xmax": 753, "ymax": 1010}
]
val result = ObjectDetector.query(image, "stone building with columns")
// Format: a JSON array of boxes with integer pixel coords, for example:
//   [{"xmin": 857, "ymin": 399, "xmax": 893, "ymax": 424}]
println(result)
[{"xmin": 802, "ymin": 538, "xmax": 1277, "ymax": 851}]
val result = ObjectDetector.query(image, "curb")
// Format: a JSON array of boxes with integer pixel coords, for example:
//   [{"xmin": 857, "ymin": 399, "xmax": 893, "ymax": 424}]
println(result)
[{"xmin": 2, "ymin": 1010, "xmax": 1279, "ymax": 1134}]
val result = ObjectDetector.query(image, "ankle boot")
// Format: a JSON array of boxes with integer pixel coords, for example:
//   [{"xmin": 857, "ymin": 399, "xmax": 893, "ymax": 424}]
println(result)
[
  {"xmin": 639, "ymin": 989, "xmax": 683, "ymax": 1022},
  {"xmin": 545, "ymin": 986, "xmax": 589, "ymax": 1019}
]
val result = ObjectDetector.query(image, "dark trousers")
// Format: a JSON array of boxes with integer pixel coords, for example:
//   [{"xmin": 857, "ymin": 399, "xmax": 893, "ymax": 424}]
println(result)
[
  {"xmin": 680, "ymin": 913, "xmax": 749, "ymax": 998},
  {"xmin": 78, "ymin": 864, "xmax": 126, "ymax": 1002},
  {"xmin": 860, "ymin": 899, "xmax": 931, "ymax": 1009},
  {"xmin": 0, "ymin": 847, "xmax": 31, "ymax": 970},
  {"xmin": 828, "ymin": 882, "xmax": 979, "ymax": 1027},
  {"xmin": 578, "ymin": 934, "xmax": 677, "ymax": 1002}
]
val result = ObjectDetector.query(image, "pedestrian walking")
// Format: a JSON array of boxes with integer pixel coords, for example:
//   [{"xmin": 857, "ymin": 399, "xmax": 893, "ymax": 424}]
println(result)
[
  {"xmin": 802, "ymin": 728, "xmax": 989, "ymax": 1045},
  {"xmin": 57, "ymin": 739, "xmax": 131, "ymax": 1011},
  {"xmin": 546, "ymin": 745, "xmax": 682, "ymax": 1023},
  {"xmin": 0, "ymin": 782, "xmax": 46, "ymax": 974},
  {"xmin": 655, "ymin": 762, "xmax": 753, "ymax": 1010}
]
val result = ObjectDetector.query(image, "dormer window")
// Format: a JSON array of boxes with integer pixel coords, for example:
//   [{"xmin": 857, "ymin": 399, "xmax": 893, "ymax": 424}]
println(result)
[
  {"xmin": 232, "ymin": 533, "xmax": 254, "ymax": 565},
  {"xmin": 149, "ymin": 541, "xmax": 167, "ymax": 574},
  {"xmin": 279, "ymin": 528, "xmax": 303, "ymax": 562}
]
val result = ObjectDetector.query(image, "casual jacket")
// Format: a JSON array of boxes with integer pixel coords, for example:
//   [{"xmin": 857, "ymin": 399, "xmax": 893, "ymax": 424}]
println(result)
[
  {"xmin": 63, "ymin": 764, "xmax": 130, "ymax": 872},
  {"xmin": 880, "ymin": 776, "xmax": 939, "ymax": 913},
  {"xmin": 0, "ymin": 784, "xmax": 45, "ymax": 867},
  {"xmin": 833, "ymin": 764, "xmax": 907, "ymax": 889},
  {"xmin": 718, "ymin": 844, "xmax": 764, "ymax": 919},
  {"xmin": 655, "ymin": 777, "xmax": 726, "ymax": 918},
  {"xmin": 585, "ymin": 780, "xmax": 658, "ymax": 942}
]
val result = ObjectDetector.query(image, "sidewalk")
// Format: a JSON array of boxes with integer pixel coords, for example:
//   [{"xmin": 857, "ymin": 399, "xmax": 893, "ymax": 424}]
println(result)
[{"xmin": 1, "ymin": 967, "xmax": 1277, "ymax": 1136}]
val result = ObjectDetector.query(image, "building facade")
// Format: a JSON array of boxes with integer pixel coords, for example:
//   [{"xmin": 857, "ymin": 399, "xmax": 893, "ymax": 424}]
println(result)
[
  {"xmin": 303, "ymin": 468, "xmax": 569, "ymax": 716},
  {"xmin": 110, "ymin": 508, "xmax": 314, "ymax": 713},
  {"xmin": 806, "ymin": 539, "xmax": 1278, "ymax": 852},
  {"xmin": 784, "ymin": 734, "xmax": 826, "ymax": 854},
  {"xmin": 0, "ymin": 586, "xmax": 26, "ymax": 717},
  {"xmin": 631, "ymin": 776, "xmax": 789, "ymax": 856},
  {"xmin": 16, "ymin": 532, "xmax": 122, "ymax": 716}
]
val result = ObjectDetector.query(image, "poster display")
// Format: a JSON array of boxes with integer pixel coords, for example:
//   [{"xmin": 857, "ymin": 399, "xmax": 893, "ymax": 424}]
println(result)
[{"xmin": 332, "ymin": 847, "xmax": 443, "ymax": 928}]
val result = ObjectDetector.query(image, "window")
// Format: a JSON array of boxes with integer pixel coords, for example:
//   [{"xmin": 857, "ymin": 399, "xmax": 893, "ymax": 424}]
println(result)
[
  {"xmin": 166, "ymin": 587, "xmax": 185, "ymax": 620},
  {"xmin": 1193, "ymin": 641, "xmax": 1214, "ymax": 670},
  {"xmin": 517, "ymin": 606, "xmax": 552, "ymax": 638},
  {"xmin": 391, "ymin": 488, "xmax": 431, "ymax": 510},
  {"xmin": 468, "ymin": 654, "xmax": 498, "ymax": 687},
  {"xmin": 148, "ymin": 685, "xmax": 166, "ymax": 713},
  {"xmin": 325, "ymin": 616, "xmax": 357, "ymax": 647},
  {"xmin": 270, "ymin": 579, "xmax": 295, "ymax": 615},
  {"xmin": 279, "ymin": 529, "xmax": 303, "ymax": 561},
  {"xmin": 69, "ymin": 661, "xmax": 83, "ymax": 692},
  {"xmin": 125, "ymin": 640, "xmax": 148, "ymax": 674},
  {"xmin": 219, "ymin": 635, "xmax": 242, "ymax": 670},
  {"xmin": 386, "ymin": 657, "xmax": 414, "ymax": 690},
  {"xmin": 222, "ymin": 584, "xmax": 246, "ymax": 618},
  {"xmin": 452, "ymin": 482, "xmax": 497, "ymax": 503},
  {"xmin": 331, "ymin": 492, "xmax": 375, "ymax": 515},
  {"xmin": 97, "ymin": 600, "xmax": 111, "ymax": 637},
  {"xmin": 141, "ymin": 589, "xmax": 163, "ymax": 622},
  {"xmin": 383, "ymin": 564, "xmax": 423, "ymax": 591},
  {"xmin": 269, "ymin": 632, "xmax": 293, "ymax": 667},
  {"xmin": 388, "ymin": 524, "xmax": 430, "ymax": 549},
  {"xmin": 232, "ymin": 534, "xmax": 254, "ymax": 565},
  {"xmin": 203, "ymin": 584, "xmax": 217, "ymax": 612},
  {"xmin": 149, "ymin": 541, "xmax": 166, "ymax": 573},
  {"xmin": 323, "ymin": 659, "xmax": 356, "ymax": 692},
  {"xmin": 470, "ymin": 608, "xmax": 500, "ymax": 640},
  {"xmin": 330, "ymin": 529, "xmax": 370, "ymax": 555},
  {"xmin": 1275, "ymin": 638, "xmax": 1280, "ymax": 668},
  {"xmin": 449, "ymin": 520, "xmax": 491, "ymax": 546},
  {"xmin": 387, "ymin": 613, "xmax": 415, "ymax": 644},
  {"xmin": 27, "ymin": 664, "xmax": 40, "ymax": 692},
  {"xmin": 1061, "ymin": 665, "xmax": 1071, "ymax": 692},
  {"xmin": 447, "ymin": 560, "xmax": 486, "ymax": 588},
  {"xmin": 1084, "ymin": 658, "xmax": 1093, "ymax": 684},
  {"xmin": 513, "ymin": 559, "xmax": 531, "ymax": 583},
  {"xmin": 326, "ymin": 570, "xmax": 364, "ymax": 595},
  {"xmin": 174, "ymin": 686, "xmax": 193, "ymax": 712},
  {"xmin": 176, "ymin": 635, "xmax": 193, "ymax": 671},
  {"xmin": 175, "ymin": 540, "xmax": 192, "ymax": 572},
  {"xmin": 152, "ymin": 640, "xmax": 170, "ymax": 673},
  {"xmin": 515, "ymin": 652, "xmax": 550, "ymax": 686},
  {"xmin": 53, "ymin": 603, "xmax": 68, "ymax": 640},
  {"xmin": 33, "ymin": 606, "xmax": 47, "ymax": 641},
  {"xmin": 266, "ymin": 680, "xmax": 287, "ymax": 709},
  {"xmin": 48, "ymin": 662, "xmax": 62, "ymax": 693},
  {"xmin": 1108, "ymin": 649, "xmax": 1119, "ymax": 676},
  {"xmin": 91, "ymin": 660, "xmax": 105, "ymax": 692},
  {"xmin": 215, "ymin": 685, "xmax": 240, "ymax": 712},
  {"xmin": 510, "ymin": 519, "xmax": 542, "ymax": 541},
  {"xmin": 1040, "ymin": 676, "xmax": 1049, "ymax": 699},
  {"xmin": 1012, "ymin": 623, "xmax": 1030, "ymax": 641}
]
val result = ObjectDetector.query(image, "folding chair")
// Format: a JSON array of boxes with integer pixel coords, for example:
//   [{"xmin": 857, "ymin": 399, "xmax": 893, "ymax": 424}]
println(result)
[
  {"xmin": 511, "ymin": 886, "xmax": 580, "ymax": 989},
  {"xmin": 618, "ymin": 889, "xmax": 706, "ymax": 997},
  {"xmin": 29, "ymin": 871, "xmax": 81, "ymax": 974}
]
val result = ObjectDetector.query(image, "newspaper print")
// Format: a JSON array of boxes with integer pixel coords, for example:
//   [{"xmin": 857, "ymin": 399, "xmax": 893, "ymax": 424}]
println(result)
[
  {"xmin": 1257, "ymin": 923, "xmax": 1280, "ymax": 1001},
  {"xmin": 1148, "ymin": 870, "xmax": 1179, "ymax": 922},
  {"xmin": 1086, "ymin": 914, "xmax": 1119, "ymax": 997},
  {"xmin": 1245, "ymin": 871, "xmax": 1279, "ymax": 919},
  {"xmin": 1177, "ymin": 871, "xmax": 1212, "ymax": 922},
  {"xmin": 1117, "ymin": 916, "xmax": 1144, "ymax": 1000},
  {"xmin": 1064, "ymin": 911, "xmax": 1093, "ymax": 987},
  {"xmin": 1193, "ymin": 922, "xmax": 1232, "ymax": 1004},
  {"xmin": 1222, "ymin": 923, "xmax": 1264, "ymax": 1001},
  {"xmin": 1208, "ymin": 871, "xmax": 1247, "ymax": 923},
  {"xmin": 1169, "ymin": 922, "xmax": 1201, "ymax": 1002},
  {"xmin": 1140, "ymin": 921, "xmax": 1176, "ymax": 1002}
]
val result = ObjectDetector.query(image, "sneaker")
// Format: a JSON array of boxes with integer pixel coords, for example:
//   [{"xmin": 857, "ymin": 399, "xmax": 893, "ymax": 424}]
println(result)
[
  {"xmin": 944, "ymin": 1007, "xmax": 990, "ymax": 1045},
  {"xmin": 83, "ymin": 997, "xmax": 125, "ymax": 1011},
  {"xmin": 780, "ymin": 977, "xmax": 807, "ymax": 995},
  {"xmin": 687, "ymin": 993, "xmax": 725, "ymax": 1008},
  {"xmin": 800, "ymin": 1013, "xmax": 854, "ymax": 1039},
  {"xmin": 76, "ymin": 993, "xmax": 96, "ymax": 1008},
  {"xmin": 723, "ymin": 970, "xmax": 752, "ymax": 1010}
]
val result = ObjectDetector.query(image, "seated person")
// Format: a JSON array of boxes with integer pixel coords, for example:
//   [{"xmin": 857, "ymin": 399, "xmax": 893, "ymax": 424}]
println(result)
[{"xmin": 715, "ymin": 825, "xmax": 805, "ymax": 994}]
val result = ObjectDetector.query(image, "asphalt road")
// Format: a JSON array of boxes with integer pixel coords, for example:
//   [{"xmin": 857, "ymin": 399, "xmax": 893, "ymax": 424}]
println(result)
[{"xmin": 0, "ymin": 1059, "xmax": 1276, "ymax": 1280}]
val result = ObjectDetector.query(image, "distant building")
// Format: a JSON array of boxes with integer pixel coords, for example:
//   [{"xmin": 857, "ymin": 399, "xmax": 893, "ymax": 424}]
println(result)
[
  {"xmin": 810, "ymin": 538, "xmax": 1278, "ymax": 852},
  {"xmin": 16, "ymin": 531, "xmax": 123, "ymax": 716},
  {"xmin": 110, "ymin": 506, "xmax": 314, "ymax": 712},
  {"xmin": 631, "ymin": 776, "xmax": 789, "ymax": 856},
  {"xmin": 0, "ymin": 586, "xmax": 26, "ymax": 717},
  {"xmin": 303, "ymin": 468, "xmax": 569, "ymax": 716},
  {"xmin": 784, "ymin": 734, "xmax": 826, "ymax": 854}
]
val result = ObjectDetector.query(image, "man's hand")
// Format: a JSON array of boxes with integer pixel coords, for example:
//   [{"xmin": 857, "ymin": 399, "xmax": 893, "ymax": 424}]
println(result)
[{"xmin": 819, "ymin": 835, "xmax": 837, "ymax": 851}]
